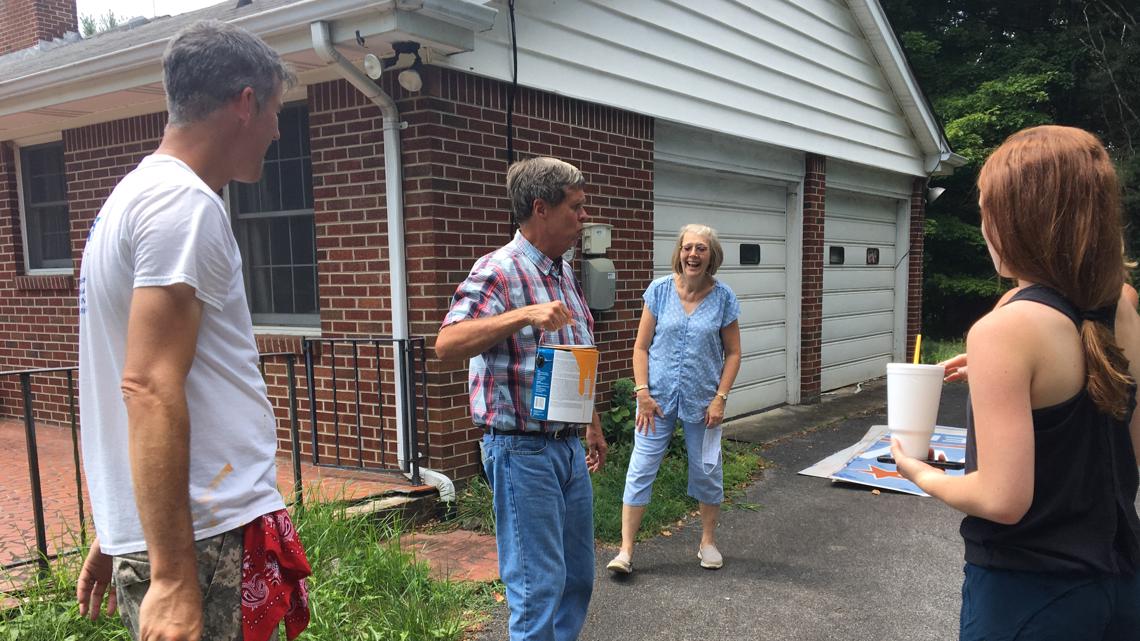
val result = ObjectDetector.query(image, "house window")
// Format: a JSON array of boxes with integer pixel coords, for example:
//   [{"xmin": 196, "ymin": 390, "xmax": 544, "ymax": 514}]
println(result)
[
  {"xmin": 230, "ymin": 105, "xmax": 318, "ymax": 327},
  {"xmin": 20, "ymin": 143, "xmax": 71, "ymax": 270}
]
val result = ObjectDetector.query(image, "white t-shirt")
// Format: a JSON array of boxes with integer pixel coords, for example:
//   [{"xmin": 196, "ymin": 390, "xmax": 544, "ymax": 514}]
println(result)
[{"xmin": 79, "ymin": 154, "xmax": 284, "ymax": 556}]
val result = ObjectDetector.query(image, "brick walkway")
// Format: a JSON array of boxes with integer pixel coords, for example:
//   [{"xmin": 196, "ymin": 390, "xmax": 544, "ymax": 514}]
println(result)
[{"xmin": 2, "ymin": 418, "xmax": 498, "ymax": 591}]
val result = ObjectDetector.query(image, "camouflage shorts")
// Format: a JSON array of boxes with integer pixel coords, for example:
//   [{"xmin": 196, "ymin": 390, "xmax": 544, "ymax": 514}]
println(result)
[{"xmin": 112, "ymin": 526, "xmax": 278, "ymax": 641}]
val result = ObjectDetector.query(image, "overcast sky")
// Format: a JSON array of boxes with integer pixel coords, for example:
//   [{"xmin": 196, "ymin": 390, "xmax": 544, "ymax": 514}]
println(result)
[{"xmin": 76, "ymin": 0, "xmax": 223, "ymax": 22}]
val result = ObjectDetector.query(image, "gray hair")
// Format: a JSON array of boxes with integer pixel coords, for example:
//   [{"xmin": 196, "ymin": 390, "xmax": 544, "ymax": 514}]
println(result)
[
  {"xmin": 163, "ymin": 20, "xmax": 295, "ymax": 125},
  {"xmin": 671, "ymin": 224, "xmax": 725, "ymax": 275},
  {"xmin": 506, "ymin": 157, "xmax": 586, "ymax": 224}
]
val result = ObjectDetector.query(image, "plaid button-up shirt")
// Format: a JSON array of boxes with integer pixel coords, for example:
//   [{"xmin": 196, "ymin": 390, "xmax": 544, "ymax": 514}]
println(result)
[{"xmin": 442, "ymin": 231, "xmax": 595, "ymax": 432}]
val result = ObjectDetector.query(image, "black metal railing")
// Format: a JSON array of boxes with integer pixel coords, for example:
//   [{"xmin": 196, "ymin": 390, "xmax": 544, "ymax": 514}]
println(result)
[
  {"xmin": 1, "ymin": 335, "xmax": 431, "ymax": 584},
  {"xmin": 302, "ymin": 337, "xmax": 430, "ymax": 485},
  {"xmin": 0, "ymin": 366, "xmax": 85, "ymax": 578},
  {"xmin": 258, "ymin": 352, "xmax": 306, "ymax": 508}
]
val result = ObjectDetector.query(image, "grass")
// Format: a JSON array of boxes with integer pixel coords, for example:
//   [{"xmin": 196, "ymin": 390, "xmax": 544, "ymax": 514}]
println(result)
[
  {"xmin": 591, "ymin": 434, "xmax": 764, "ymax": 543},
  {"xmin": 920, "ymin": 337, "xmax": 966, "ymax": 365},
  {"xmin": 2, "ymin": 497, "xmax": 495, "ymax": 641},
  {"xmin": 446, "ymin": 429, "xmax": 765, "ymax": 545}
]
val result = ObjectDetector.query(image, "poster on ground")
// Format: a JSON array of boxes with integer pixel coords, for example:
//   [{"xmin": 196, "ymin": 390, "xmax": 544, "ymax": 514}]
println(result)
[{"xmin": 799, "ymin": 425, "xmax": 967, "ymax": 497}]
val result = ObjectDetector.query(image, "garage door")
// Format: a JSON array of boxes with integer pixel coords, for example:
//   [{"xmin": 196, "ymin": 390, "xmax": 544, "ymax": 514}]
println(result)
[
  {"xmin": 821, "ymin": 190, "xmax": 901, "ymax": 390},
  {"xmin": 654, "ymin": 163, "xmax": 789, "ymax": 416}
]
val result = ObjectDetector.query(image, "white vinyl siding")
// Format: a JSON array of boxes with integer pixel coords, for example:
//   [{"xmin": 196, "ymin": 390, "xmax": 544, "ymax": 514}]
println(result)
[{"xmin": 447, "ymin": 0, "xmax": 926, "ymax": 175}]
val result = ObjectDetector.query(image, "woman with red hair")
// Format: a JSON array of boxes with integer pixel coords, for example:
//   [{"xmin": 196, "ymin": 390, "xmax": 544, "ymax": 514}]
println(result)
[{"xmin": 894, "ymin": 125, "xmax": 1140, "ymax": 640}]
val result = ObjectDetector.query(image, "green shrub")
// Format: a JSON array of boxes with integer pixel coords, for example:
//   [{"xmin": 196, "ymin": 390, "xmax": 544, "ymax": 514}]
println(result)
[{"xmin": 600, "ymin": 377, "xmax": 636, "ymax": 447}]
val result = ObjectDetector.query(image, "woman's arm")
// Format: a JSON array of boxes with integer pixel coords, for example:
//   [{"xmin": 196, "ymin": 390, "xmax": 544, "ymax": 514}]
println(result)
[
  {"xmin": 632, "ymin": 305, "xmax": 662, "ymax": 432},
  {"xmin": 894, "ymin": 309, "xmax": 1036, "ymax": 524},
  {"xmin": 705, "ymin": 321, "xmax": 742, "ymax": 427},
  {"xmin": 1116, "ymin": 292, "xmax": 1140, "ymax": 465}
]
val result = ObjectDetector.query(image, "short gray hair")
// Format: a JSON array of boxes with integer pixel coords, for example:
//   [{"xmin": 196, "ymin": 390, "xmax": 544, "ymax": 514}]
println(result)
[
  {"xmin": 506, "ymin": 157, "xmax": 586, "ymax": 224},
  {"xmin": 163, "ymin": 20, "xmax": 295, "ymax": 125}
]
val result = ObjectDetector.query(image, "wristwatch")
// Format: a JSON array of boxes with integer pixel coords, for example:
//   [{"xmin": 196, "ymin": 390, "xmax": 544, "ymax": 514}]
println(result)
[{"xmin": 715, "ymin": 392, "xmax": 729, "ymax": 401}]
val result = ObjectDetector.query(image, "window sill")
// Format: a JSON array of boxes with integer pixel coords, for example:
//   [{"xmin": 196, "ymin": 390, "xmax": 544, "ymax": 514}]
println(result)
[
  {"xmin": 16, "ymin": 274, "xmax": 75, "ymax": 291},
  {"xmin": 255, "ymin": 331, "xmax": 320, "ymax": 357}
]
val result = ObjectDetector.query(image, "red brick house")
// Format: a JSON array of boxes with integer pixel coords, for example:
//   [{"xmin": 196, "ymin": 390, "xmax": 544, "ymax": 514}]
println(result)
[{"xmin": 0, "ymin": 0, "xmax": 962, "ymax": 486}]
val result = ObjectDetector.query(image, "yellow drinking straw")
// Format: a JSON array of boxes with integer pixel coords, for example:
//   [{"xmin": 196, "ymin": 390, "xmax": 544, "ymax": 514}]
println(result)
[{"xmin": 913, "ymin": 334, "xmax": 923, "ymax": 364}]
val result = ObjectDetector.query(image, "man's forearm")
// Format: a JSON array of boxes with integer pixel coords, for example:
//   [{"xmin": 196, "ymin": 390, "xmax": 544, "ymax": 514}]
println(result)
[
  {"xmin": 124, "ymin": 384, "xmax": 196, "ymax": 579},
  {"xmin": 436, "ymin": 308, "xmax": 529, "ymax": 361}
]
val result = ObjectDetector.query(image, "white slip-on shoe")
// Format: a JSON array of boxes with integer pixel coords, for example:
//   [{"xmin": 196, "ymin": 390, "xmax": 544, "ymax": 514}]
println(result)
[
  {"xmin": 606, "ymin": 551, "xmax": 633, "ymax": 574},
  {"xmin": 698, "ymin": 544, "xmax": 723, "ymax": 570}
]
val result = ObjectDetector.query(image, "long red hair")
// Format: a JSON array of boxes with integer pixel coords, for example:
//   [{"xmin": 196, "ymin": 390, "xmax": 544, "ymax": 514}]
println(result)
[{"xmin": 978, "ymin": 125, "xmax": 1132, "ymax": 418}]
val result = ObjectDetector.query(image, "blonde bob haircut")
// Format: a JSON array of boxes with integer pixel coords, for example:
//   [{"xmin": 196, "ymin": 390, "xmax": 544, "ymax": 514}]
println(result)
[{"xmin": 671, "ymin": 224, "xmax": 724, "ymax": 276}]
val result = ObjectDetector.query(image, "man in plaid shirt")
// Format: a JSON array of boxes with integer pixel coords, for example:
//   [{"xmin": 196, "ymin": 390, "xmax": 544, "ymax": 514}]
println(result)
[{"xmin": 437, "ymin": 157, "xmax": 607, "ymax": 641}]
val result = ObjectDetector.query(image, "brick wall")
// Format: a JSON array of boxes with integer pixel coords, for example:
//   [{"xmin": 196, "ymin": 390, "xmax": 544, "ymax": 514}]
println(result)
[
  {"xmin": 0, "ymin": 0, "xmax": 77, "ymax": 56},
  {"xmin": 294, "ymin": 71, "xmax": 653, "ymax": 480},
  {"xmin": 412, "ymin": 68, "xmax": 654, "ymax": 480},
  {"xmin": 0, "ymin": 142, "xmax": 28, "ymax": 417},
  {"xmin": 799, "ymin": 153, "xmax": 826, "ymax": 403},
  {"xmin": 0, "ymin": 113, "xmax": 165, "ymax": 422},
  {"xmin": 906, "ymin": 177, "xmax": 927, "ymax": 358}
]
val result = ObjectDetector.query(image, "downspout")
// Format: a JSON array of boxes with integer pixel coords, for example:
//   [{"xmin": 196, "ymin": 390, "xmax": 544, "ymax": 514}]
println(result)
[{"xmin": 310, "ymin": 21, "xmax": 455, "ymax": 504}]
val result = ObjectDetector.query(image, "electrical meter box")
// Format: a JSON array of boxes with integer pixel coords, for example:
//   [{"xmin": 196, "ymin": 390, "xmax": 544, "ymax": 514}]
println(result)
[
  {"xmin": 582, "ymin": 257, "xmax": 616, "ymax": 311},
  {"xmin": 581, "ymin": 223, "xmax": 612, "ymax": 255}
]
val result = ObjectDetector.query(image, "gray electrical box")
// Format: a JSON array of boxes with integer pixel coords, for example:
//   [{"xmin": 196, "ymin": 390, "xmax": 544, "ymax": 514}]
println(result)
[{"xmin": 582, "ymin": 257, "xmax": 616, "ymax": 311}]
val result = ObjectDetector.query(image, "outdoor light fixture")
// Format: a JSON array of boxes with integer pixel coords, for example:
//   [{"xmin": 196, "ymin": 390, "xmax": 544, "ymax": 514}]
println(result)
[
  {"xmin": 361, "ymin": 41, "xmax": 427, "ymax": 92},
  {"xmin": 927, "ymin": 186, "xmax": 946, "ymax": 204}
]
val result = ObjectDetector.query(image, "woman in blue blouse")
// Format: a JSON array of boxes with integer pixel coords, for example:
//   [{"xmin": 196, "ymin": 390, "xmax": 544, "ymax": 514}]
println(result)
[{"xmin": 607, "ymin": 224, "xmax": 742, "ymax": 573}]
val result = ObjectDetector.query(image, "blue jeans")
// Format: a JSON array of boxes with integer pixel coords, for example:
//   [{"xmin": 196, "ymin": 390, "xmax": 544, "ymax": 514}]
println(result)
[
  {"xmin": 960, "ymin": 563, "xmax": 1140, "ymax": 640},
  {"xmin": 481, "ymin": 433, "xmax": 595, "ymax": 641},
  {"xmin": 622, "ymin": 412, "xmax": 723, "ymax": 506}
]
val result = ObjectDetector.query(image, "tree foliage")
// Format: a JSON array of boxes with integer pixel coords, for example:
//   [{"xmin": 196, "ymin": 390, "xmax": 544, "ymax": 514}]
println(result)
[
  {"xmin": 79, "ymin": 11, "xmax": 122, "ymax": 38},
  {"xmin": 882, "ymin": 0, "xmax": 1140, "ymax": 337}
]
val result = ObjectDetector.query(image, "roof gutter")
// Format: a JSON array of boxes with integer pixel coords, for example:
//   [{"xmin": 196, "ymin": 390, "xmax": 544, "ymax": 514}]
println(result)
[
  {"xmin": 0, "ymin": 0, "xmax": 394, "ymax": 106},
  {"xmin": 311, "ymin": 20, "xmax": 443, "ymax": 498}
]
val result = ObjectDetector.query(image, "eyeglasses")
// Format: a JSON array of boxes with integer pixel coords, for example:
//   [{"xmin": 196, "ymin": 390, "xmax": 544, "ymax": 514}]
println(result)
[{"xmin": 681, "ymin": 243, "xmax": 709, "ymax": 254}]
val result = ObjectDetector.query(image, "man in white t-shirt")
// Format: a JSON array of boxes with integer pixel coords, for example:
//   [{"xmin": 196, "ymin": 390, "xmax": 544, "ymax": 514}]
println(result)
[{"xmin": 75, "ymin": 20, "xmax": 309, "ymax": 641}]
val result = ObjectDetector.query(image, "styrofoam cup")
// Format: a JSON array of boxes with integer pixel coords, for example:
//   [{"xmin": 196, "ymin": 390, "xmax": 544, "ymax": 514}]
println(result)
[{"xmin": 887, "ymin": 363, "xmax": 944, "ymax": 459}]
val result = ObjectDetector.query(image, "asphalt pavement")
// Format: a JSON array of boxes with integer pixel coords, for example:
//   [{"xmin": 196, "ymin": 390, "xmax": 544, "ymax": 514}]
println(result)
[{"xmin": 476, "ymin": 380, "xmax": 972, "ymax": 641}]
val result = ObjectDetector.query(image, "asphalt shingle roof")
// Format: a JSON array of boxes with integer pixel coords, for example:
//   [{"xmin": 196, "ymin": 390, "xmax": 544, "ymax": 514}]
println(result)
[{"xmin": 0, "ymin": 0, "xmax": 305, "ymax": 82}]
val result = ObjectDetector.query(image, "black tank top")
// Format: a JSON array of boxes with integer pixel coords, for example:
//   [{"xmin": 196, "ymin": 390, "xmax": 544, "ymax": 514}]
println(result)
[{"xmin": 960, "ymin": 284, "xmax": 1140, "ymax": 575}]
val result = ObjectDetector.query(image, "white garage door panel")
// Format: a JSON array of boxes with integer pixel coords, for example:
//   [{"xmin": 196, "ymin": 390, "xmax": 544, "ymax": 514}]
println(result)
[
  {"xmin": 654, "ymin": 158, "xmax": 790, "ymax": 418},
  {"xmin": 822, "ymin": 334, "xmax": 894, "ymax": 366},
  {"xmin": 823, "ymin": 290, "xmax": 894, "ymax": 316},
  {"xmin": 824, "ymin": 217, "xmax": 896, "ymax": 245},
  {"xmin": 822, "ymin": 189, "xmax": 901, "ymax": 391},
  {"xmin": 821, "ymin": 358, "xmax": 890, "ymax": 392},
  {"xmin": 828, "ymin": 191, "xmax": 899, "ymax": 222},
  {"xmin": 655, "ymin": 202, "xmax": 787, "ymax": 238},
  {"xmin": 739, "ymin": 324, "xmax": 787, "ymax": 354},
  {"xmin": 724, "ymin": 380, "xmax": 786, "ymax": 418},
  {"xmin": 713, "ymin": 271, "xmax": 788, "ymax": 299},
  {"xmin": 821, "ymin": 311, "xmax": 895, "ymax": 342},
  {"xmin": 824, "ymin": 268, "xmax": 895, "ymax": 292},
  {"xmin": 739, "ymin": 298, "xmax": 787, "ymax": 326},
  {"xmin": 736, "ymin": 351, "xmax": 789, "ymax": 385},
  {"xmin": 657, "ymin": 166, "xmax": 787, "ymax": 210}
]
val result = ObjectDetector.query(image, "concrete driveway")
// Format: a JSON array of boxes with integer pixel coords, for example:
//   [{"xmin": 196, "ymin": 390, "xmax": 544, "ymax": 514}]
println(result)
[{"xmin": 476, "ymin": 380, "xmax": 972, "ymax": 640}]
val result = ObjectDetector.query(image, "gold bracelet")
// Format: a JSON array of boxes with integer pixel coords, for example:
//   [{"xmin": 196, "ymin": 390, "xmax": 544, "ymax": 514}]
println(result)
[{"xmin": 633, "ymin": 384, "xmax": 648, "ymax": 393}]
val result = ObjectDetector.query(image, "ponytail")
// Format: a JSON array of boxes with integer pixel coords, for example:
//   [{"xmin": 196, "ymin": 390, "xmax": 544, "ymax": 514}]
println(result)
[{"xmin": 1080, "ymin": 314, "xmax": 1134, "ymax": 420}]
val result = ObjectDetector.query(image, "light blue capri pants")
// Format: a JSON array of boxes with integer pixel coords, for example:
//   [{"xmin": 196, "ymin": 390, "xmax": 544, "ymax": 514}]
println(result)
[{"xmin": 622, "ymin": 408, "xmax": 723, "ymax": 506}]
